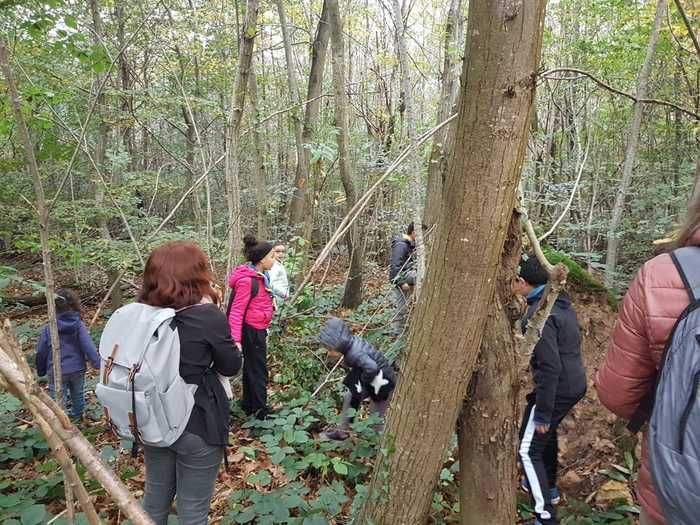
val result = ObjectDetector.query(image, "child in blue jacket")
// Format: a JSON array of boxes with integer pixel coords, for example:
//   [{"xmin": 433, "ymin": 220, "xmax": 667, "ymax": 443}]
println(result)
[{"xmin": 36, "ymin": 289, "xmax": 100, "ymax": 420}]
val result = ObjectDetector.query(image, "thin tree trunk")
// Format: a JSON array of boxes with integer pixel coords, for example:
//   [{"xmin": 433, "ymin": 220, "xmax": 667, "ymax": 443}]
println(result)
[
  {"xmin": 604, "ymin": 0, "xmax": 667, "ymax": 287},
  {"xmin": 356, "ymin": 1, "xmax": 547, "ymax": 522},
  {"xmin": 391, "ymin": 0, "xmax": 426, "ymax": 295},
  {"xmin": 424, "ymin": 0, "xmax": 463, "ymax": 228},
  {"xmin": 248, "ymin": 56, "xmax": 267, "ymax": 237},
  {"xmin": 458, "ymin": 213, "xmax": 520, "ymax": 525},
  {"xmin": 89, "ymin": 0, "xmax": 122, "ymax": 309},
  {"xmin": 328, "ymin": 0, "xmax": 363, "ymax": 308},
  {"xmin": 115, "ymin": 2, "xmax": 136, "ymax": 171},
  {"xmin": 0, "ymin": 40, "xmax": 75, "ymax": 523},
  {"xmin": 288, "ymin": 1, "xmax": 330, "ymax": 236},
  {"xmin": 224, "ymin": 0, "xmax": 259, "ymax": 277}
]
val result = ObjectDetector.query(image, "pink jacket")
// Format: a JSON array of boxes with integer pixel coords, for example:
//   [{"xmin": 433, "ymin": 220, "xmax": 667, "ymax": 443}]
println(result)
[
  {"xmin": 227, "ymin": 265, "xmax": 273, "ymax": 343},
  {"xmin": 596, "ymin": 229, "xmax": 700, "ymax": 524}
]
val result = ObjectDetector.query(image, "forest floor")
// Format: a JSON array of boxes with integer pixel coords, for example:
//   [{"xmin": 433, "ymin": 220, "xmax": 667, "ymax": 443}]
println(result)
[{"xmin": 0, "ymin": 257, "xmax": 643, "ymax": 525}]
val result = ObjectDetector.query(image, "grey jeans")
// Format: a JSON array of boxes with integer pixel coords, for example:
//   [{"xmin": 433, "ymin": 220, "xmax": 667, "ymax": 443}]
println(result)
[
  {"xmin": 391, "ymin": 287, "xmax": 412, "ymax": 336},
  {"xmin": 143, "ymin": 432, "xmax": 223, "ymax": 525}
]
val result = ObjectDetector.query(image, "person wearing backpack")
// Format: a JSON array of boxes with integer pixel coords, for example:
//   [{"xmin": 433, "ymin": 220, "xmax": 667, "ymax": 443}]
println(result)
[
  {"xmin": 597, "ymin": 200, "xmax": 700, "ymax": 525},
  {"xmin": 388, "ymin": 222, "xmax": 425, "ymax": 336},
  {"xmin": 36, "ymin": 288, "xmax": 100, "ymax": 421},
  {"xmin": 115, "ymin": 241, "xmax": 241, "ymax": 525},
  {"xmin": 228, "ymin": 234, "xmax": 275, "ymax": 419}
]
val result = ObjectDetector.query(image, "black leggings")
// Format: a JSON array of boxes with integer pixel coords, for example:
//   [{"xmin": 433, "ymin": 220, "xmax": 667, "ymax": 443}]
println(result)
[{"xmin": 241, "ymin": 324, "xmax": 268, "ymax": 418}]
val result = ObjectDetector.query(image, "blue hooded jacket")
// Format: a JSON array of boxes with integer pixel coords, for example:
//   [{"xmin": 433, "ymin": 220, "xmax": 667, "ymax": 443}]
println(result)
[{"xmin": 36, "ymin": 311, "xmax": 101, "ymax": 377}]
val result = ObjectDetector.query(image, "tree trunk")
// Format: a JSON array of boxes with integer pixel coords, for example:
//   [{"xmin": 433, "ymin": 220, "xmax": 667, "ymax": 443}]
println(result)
[
  {"xmin": 604, "ymin": 0, "xmax": 667, "ymax": 287},
  {"xmin": 248, "ymin": 56, "xmax": 267, "ymax": 238},
  {"xmin": 0, "ymin": 40, "xmax": 74, "ymax": 521},
  {"xmin": 356, "ymin": 1, "xmax": 546, "ymax": 523},
  {"xmin": 328, "ymin": 0, "xmax": 363, "ymax": 308},
  {"xmin": 424, "ymin": 0, "xmax": 463, "ymax": 228},
  {"xmin": 288, "ymin": 0, "xmax": 330, "ymax": 236},
  {"xmin": 391, "ymin": 0, "xmax": 426, "ymax": 294},
  {"xmin": 458, "ymin": 213, "xmax": 521, "ymax": 525},
  {"xmin": 89, "ymin": 0, "xmax": 122, "ymax": 309},
  {"xmin": 115, "ymin": 1, "xmax": 136, "ymax": 172},
  {"xmin": 224, "ymin": 0, "xmax": 259, "ymax": 276}
]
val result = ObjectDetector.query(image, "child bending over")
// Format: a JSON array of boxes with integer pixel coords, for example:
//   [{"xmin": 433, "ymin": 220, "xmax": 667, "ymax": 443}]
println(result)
[{"xmin": 318, "ymin": 317, "xmax": 396, "ymax": 441}]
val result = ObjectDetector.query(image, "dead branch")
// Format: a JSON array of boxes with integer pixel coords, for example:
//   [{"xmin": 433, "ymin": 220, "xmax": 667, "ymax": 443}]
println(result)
[{"xmin": 542, "ymin": 67, "xmax": 700, "ymax": 120}]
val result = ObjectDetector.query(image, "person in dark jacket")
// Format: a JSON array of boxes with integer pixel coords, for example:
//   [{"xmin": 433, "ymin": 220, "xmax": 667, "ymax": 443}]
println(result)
[
  {"xmin": 514, "ymin": 256, "xmax": 587, "ymax": 525},
  {"xmin": 388, "ymin": 222, "xmax": 425, "ymax": 336},
  {"xmin": 36, "ymin": 289, "xmax": 100, "ymax": 420},
  {"xmin": 318, "ymin": 317, "xmax": 396, "ymax": 441}
]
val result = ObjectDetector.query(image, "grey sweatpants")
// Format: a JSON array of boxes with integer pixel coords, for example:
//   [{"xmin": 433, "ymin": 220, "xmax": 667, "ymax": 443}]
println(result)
[
  {"xmin": 391, "ymin": 287, "xmax": 411, "ymax": 336},
  {"xmin": 143, "ymin": 431, "xmax": 223, "ymax": 525}
]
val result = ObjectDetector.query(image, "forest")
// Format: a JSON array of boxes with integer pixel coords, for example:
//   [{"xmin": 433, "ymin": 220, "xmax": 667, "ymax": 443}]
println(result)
[{"xmin": 1, "ymin": 0, "xmax": 699, "ymax": 523}]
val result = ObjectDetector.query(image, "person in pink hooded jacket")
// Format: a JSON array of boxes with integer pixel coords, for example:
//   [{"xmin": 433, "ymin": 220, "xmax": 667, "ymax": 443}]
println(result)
[
  {"xmin": 597, "ymin": 195, "xmax": 700, "ymax": 525},
  {"xmin": 228, "ymin": 234, "xmax": 275, "ymax": 419}
]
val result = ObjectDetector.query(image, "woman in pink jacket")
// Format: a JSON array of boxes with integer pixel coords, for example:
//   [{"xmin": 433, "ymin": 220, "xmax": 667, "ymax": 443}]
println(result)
[
  {"xmin": 228, "ymin": 234, "xmax": 275, "ymax": 419},
  {"xmin": 597, "ymin": 199, "xmax": 700, "ymax": 525}
]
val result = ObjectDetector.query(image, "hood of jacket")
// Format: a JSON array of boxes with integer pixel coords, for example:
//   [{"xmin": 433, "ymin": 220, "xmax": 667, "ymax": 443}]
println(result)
[
  {"xmin": 319, "ymin": 317, "xmax": 353, "ymax": 353},
  {"xmin": 228, "ymin": 264, "xmax": 263, "ymax": 288},
  {"xmin": 56, "ymin": 311, "xmax": 81, "ymax": 334},
  {"xmin": 391, "ymin": 235, "xmax": 413, "ymax": 250}
]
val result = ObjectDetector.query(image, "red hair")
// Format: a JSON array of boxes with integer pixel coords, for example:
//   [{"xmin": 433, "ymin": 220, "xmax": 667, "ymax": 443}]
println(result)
[{"xmin": 138, "ymin": 241, "xmax": 218, "ymax": 309}]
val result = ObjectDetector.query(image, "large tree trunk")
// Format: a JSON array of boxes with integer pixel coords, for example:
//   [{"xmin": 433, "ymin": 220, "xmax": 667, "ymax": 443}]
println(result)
[
  {"xmin": 458, "ymin": 213, "xmax": 521, "ymax": 525},
  {"xmin": 424, "ymin": 0, "xmax": 463, "ymax": 228},
  {"xmin": 356, "ymin": 1, "xmax": 547, "ymax": 523},
  {"xmin": 288, "ymin": 1, "xmax": 331, "ymax": 237},
  {"xmin": 327, "ymin": 0, "xmax": 363, "ymax": 308},
  {"xmin": 248, "ymin": 56, "xmax": 267, "ymax": 238},
  {"xmin": 224, "ymin": 0, "xmax": 259, "ymax": 275},
  {"xmin": 391, "ymin": 0, "xmax": 426, "ymax": 294},
  {"xmin": 604, "ymin": 0, "xmax": 666, "ymax": 287}
]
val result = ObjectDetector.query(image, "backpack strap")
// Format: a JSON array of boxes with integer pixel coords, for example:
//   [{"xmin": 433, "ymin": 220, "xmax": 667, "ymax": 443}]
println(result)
[
  {"xmin": 225, "ymin": 276, "xmax": 259, "ymax": 323},
  {"xmin": 627, "ymin": 246, "xmax": 700, "ymax": 434},
  {"xmin": 670, "ymin": 246, "xmax": 700, "ymax": 303}
]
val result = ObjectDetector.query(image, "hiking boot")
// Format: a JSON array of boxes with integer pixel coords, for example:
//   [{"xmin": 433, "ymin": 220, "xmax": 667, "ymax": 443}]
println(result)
[{"xmin": 319, "ymin": 429, "xmax": 350, "ymax": 441}]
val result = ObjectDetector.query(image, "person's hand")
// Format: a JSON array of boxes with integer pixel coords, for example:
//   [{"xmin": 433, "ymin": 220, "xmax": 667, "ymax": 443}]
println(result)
[
  {"xmin": 535, "ymin": 423, "xmax": 550, "ymax": 434},
  {"xmin": 400, "ymin": 283, "xmax": 411, "ymax": 292},
  {"xmin": 235, "ymin": 342, "xmax": 243, "ymax": 352}
]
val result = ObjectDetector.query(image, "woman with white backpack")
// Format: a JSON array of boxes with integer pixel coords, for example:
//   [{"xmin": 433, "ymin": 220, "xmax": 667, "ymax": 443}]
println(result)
[{"xmin": 133, "ymin": 241, "xmax": 241, "ymax": 524}]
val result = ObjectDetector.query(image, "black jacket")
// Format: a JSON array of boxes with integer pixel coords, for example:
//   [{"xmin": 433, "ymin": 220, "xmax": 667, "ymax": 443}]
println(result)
[
  {"xmin": 319, "ymin": 318, "xmax": 396, "ymax": 388},
  {"xmin": 172, "ymin": 304, "xmax": 242, "ymax": 446},
  {"xmin": 522, "ymin": 291, "xmax": 587, "ymax": 425},
  {"xmin": 389, "ymin": 235, "xmax": 416, "ymax": 286}
]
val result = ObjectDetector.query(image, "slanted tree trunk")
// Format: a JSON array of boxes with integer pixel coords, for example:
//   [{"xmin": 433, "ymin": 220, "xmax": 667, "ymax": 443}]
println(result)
[
  {"xmin": 604, "ymin": 0, "xmax": 667, "ymax": 287},
  {"xmin": 89, "ymin": 0, "xmax": 122, "ymax": 308},
  {"xmin": 328, "ymin": 0, "xmax": 363, "ymax": 308},
  {"xmin": 356, "ymin": 1, "xmax": 547, "ymax": 522},
  {"xmin": 391, "ymin": 0, "xmax": 426, "ymax": 294},
  {"xmin": 288, "ymin": 1, "xmax": 330, "ymax": 238},
  {"xmin": 224, "ymin": 0, "xmax": 259, "ymax": 276},
  {"xmin": 424, "ymin": 0, "xmax": 463, "ymax": 228},
  {"xmin": 458, "ymin": 213, "xmax": 521, "ymax": 525}
]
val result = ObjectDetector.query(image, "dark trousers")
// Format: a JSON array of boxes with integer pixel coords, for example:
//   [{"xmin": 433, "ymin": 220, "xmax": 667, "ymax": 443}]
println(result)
[
  {"xmin": 49, "ymin": 371, "xmax": 85, "ymax": 418},
  {"xmin": 143, "ymin": 432, "xmax": 223, "ymax": 525},
  {"xmin": 241, "ymin": 324, "xmax": 268, "ymax": 419},
  {"xmin": 518, "ymin": 395, "xmax": 577, "ymax": 525}
]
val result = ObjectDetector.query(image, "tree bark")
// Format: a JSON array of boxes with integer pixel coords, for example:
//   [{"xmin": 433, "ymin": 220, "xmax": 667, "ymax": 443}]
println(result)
[
  {"xmin": 356, "ymin": 1, "xmax": 547, "ymax": 522},
  {"xmin": 328, "ymin": 0, "xmax": 363, "ymax": 308},
  {"xmin": 391, "ymin": 0, "xmax": 426, "ymax": 295},
  {"xmin": 0, "ymin": 39, "xmax": 73, "ymax": 522},
  {"xmin": 248, "ymin": 56, "xmax": 267, "ymax": 238},
  {"xmin": 89, "ymin": 0, "xmax": 122, "ymax": 309},
  {"xmin": 424, "ymin": 0, "xmax": 463, "ymax": 228},
  {"xmin": 604, "ymin": 0, "xmax": 667, "ymax": 287},
  {"xmin": 224, "ymin": 0, "xmax": 259, "ymax": 276},
  {"xmin": 288, "ymin": 1, "xmax": 330, "ymax": 237},
  {"xmin": 458, "ymin": 213, "xmax": 521, "ymax": 525}
]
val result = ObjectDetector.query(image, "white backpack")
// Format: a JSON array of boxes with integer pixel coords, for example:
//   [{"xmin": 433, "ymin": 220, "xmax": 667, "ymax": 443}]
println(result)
[{"xmin": 95, "ymin": 303, "xmax": 197, "ymax": 450}]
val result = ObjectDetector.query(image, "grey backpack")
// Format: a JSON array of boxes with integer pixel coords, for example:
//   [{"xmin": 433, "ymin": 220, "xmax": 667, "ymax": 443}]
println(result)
[
  {"xmin": 95, "ymin": 303, "xmax": 197, "ymax": 452},
  {"xmin": 644, "ymin": 246, "xmax": 700, "ymax": 523}
]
